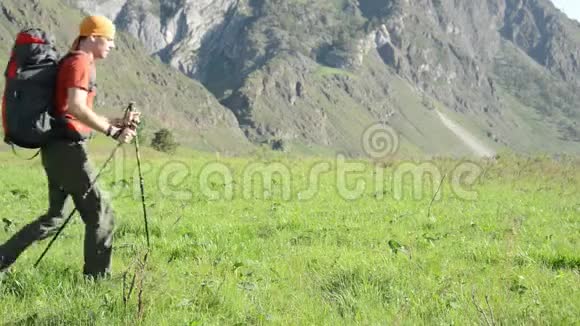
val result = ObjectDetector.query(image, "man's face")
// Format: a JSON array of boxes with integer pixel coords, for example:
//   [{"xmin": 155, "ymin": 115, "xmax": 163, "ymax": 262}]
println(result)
[{"xmin": 90, "ymin": 36, "xmax": 115, "ymax": 59}]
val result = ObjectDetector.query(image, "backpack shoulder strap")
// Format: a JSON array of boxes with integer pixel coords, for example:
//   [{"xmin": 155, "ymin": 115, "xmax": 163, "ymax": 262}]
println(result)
[{"xmin": 10, "ymin": 144, "xmax": 40, "ymax": 160}]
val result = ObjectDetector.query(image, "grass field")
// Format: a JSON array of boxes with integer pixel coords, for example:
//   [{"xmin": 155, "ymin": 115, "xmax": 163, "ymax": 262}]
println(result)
[{"xmin": 0, "ymin": 141, "xmax": 578, "ymax": 325}]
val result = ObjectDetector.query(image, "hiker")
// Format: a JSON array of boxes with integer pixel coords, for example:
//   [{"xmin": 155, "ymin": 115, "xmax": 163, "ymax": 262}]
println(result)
[{"xmin": 0, "ymin": 16, "xmax": 140, "ymax": 278}]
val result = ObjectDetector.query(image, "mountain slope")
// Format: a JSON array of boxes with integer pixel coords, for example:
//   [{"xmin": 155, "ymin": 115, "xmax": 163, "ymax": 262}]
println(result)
[
  {"xmin": 0, "ymin": 0, "xmax": 254, "ymax": 154},
  {"xmin": 63, "ymin": 0, "xmax": 580, "ymax": 156}
]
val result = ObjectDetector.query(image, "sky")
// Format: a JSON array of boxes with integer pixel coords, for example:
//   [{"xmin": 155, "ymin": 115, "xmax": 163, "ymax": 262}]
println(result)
[{"xmin": 551, "ymin": 0, "xmax": 580, "ymax": 22}]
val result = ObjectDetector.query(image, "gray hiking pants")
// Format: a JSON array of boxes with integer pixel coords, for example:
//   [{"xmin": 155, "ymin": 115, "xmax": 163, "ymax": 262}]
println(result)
[{"xmin": 0, "ymin": 140, "xmax": 115, "ymax": 277}]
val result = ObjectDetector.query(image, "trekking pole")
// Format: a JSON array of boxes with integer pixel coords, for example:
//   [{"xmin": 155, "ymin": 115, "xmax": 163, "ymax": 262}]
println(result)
[
  {"xmin": 127, "ymin": 102, "xmax": 150, "ymax": 248},
  {"xmin": 33, "ymin": 103, "xmax": 135, "ymax": 268}
]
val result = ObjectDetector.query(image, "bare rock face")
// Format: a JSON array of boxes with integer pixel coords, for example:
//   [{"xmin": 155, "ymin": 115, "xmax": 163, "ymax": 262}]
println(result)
[
  {"xmin": 72, "ymin": 0, "xmax": 241, "ymax": 80},
  {"xmin": 70, "ymin": 0, "xmax": 580, "ymax": 103},
  {"xmin": 373, "ymin": 0, "xmax": 504, "ymax": 112},
  {"xmin": 501, "ymin": 0, "xmax": 580, "ymax": 82}
]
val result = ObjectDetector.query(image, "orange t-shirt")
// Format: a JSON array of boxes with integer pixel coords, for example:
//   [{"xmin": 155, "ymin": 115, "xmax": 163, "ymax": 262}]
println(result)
[{"xmin": 54, "ymin": 51, "xmax": 96, "ymax": 137}]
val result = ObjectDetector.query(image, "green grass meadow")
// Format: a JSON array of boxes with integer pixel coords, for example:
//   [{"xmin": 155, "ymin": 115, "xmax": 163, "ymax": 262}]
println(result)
[{"xmin": 0, "ymin": 141, "xmax": 578, "ymax": 325}]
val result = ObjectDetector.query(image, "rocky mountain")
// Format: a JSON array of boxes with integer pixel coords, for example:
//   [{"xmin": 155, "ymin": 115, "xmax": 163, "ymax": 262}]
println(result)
[{"xmin": 7, "ymin": 0, "xmax": 580, "ymax": 156}]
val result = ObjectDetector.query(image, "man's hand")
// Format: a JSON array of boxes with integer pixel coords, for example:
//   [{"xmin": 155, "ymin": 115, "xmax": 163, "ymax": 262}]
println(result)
[
  {"xmin": 106, "ymin": 106, "xmax": 141, "ymax": 143},
  {"xmin": 116, "ymin": 127, "xmax": 137, "ymax": 143},
  {"xmin": 123, "ymin": 111, "xmax": 141, "ymax": 129},
  {"xmin": 111, "ymin": 111, "xmax": 141, "ymax": 129},
  {"xmin": 108, "ymin": 125, "xmax": 137, "ymax": 143}
]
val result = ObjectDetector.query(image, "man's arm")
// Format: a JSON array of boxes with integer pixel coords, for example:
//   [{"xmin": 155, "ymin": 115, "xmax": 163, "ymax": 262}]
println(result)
[
  {"xmin": 67, "ymin": 87, "xmax": 137, "ymax": 143},
  {"xmin": 66, "ymin": 87, "xmax": 111, "ymax": 134}
]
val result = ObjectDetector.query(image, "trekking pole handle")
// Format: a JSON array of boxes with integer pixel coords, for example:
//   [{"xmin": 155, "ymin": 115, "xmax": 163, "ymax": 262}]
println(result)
[
  {"xmin": 123, "ymin": 101, "xmax": 138, "ymax": 130},
  {"xmin": 123, "ymin": 101, "xmax": 135, "ymax": 119},
  {"xmin": 127, "ymin": 101, "xmax": 136, "ymax": 112}
]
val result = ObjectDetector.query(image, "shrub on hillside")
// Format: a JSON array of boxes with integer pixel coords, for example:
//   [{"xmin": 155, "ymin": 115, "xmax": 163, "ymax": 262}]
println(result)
[{"xmin": 151, "ymin": 128, "xmax": 179, "ymax": 154}]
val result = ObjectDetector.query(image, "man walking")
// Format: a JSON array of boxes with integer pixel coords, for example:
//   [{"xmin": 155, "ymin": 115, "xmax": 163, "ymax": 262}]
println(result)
[{"xmin": 0, "ymin": 16, "xmax": 139, "ymax": 278}]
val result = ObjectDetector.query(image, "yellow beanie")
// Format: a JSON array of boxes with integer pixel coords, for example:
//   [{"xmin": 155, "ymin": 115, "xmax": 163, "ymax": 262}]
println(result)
[{"xmin": 79, "ymin": 15, "xmax": 116, "ymax": 39}]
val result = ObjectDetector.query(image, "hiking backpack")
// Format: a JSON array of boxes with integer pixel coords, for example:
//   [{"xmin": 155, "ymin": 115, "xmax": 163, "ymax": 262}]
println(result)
[{"xmin": 2, "ymin": 28, "xmax": 60, "ymax": 149}]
